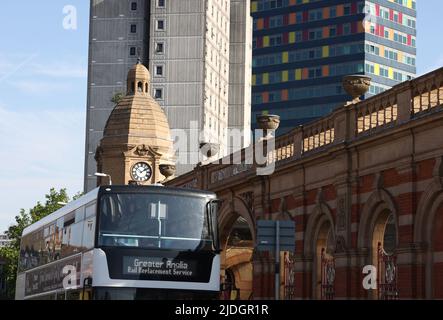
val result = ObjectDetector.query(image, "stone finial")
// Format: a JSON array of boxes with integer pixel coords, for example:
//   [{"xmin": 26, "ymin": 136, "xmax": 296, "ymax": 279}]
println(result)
[
  {"xmin": 256, "ymin": 114, "xmax": 280, "ymax": 131},
  {"xmin": 160, "ymin": 164, "xmax": 176, "ymax": 181},
  {"xmin": 256, "ymin": 114, "xmax": 280, "ymax": 139},
  {"xmin": 200, "ymin": 142, "xmax": 220, "ymax": 158},
  {"xmin": 343, "ymin": 74, "xmax": 371, "ymax": 104}
]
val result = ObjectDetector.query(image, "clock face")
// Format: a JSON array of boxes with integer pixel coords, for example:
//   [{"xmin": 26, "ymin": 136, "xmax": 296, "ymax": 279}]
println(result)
[{"xmin": 131, "ymin": 162, "xmax": 152, "ymax": 182}]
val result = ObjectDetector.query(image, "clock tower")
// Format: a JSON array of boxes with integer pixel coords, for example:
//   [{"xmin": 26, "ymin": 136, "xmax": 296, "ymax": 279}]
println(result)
[{"xmin": 95, "ymin": 60, "xmax": 175, "ymax": 186}]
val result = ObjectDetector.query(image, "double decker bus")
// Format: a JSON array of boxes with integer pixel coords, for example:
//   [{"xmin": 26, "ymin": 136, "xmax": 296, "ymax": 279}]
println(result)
[{"xmin": 15, "ymin": 185, "xmax": 220, "ymax": 300}]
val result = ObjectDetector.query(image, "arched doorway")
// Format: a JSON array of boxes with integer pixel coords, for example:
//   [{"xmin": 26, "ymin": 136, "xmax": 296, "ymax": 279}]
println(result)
[
  {"xmin": 372, "ymin": 211, "xmax": 398, "ymax": 300},
  {"xmin": 358, "ymin": 189, "xmax": 398, "ymax": 300},
  {"xmin": 315, "ymin": 221, "xmax": 335, "ymax": 300},
  {"xmin": 413, "ymin": 180, "xmax": 443, "ymax": 299},
  {"xmin": 222, "ymin": 216, "xmax": 254, "ymax": 300},
  {"xmin": 218, "ymin": 197, "xmax": 255, "ymax": 300},
  {"xmin": 305, "ymin": 203, "xmax": 336, "ymax": 300}
]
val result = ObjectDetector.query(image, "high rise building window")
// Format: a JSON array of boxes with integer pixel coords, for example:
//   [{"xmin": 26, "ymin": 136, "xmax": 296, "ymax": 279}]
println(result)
[
  {"xmin": 343, "ymin": 23, "xmax": 351, "ymax": 35},
  {"xmin": 154, "ymin": 89, "xmax": 163, "ymax": 99},
  {"xmin": 156, "ymin": 20, "xmax": 165, "ymax": 30},
  {"xmin": 155, "ymin": 65, "xmax": 164, "ymax": 76},
  {"xmin": 158, "ymin": 0, "xmax": 165, "ymax": 7},
  {"xmin": 130, "ymin": 24, "xmax": 137, "ymax": 33},
  {"xmin": 130, "ymin": 47, "xmax": 136, "ymax": 56},
  {"xmin": 131, "ymin": 2, "xmax": 137, "ymax": 11},
  {"xmin": 155, "ymin": 42, "xmax": 164, "ymax": 53}
]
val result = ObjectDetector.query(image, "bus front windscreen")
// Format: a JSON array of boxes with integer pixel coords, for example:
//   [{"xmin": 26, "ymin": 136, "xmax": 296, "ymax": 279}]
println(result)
[{"xmin": 98, "ymin": 193, "xmax": 213, "ymax": 251}]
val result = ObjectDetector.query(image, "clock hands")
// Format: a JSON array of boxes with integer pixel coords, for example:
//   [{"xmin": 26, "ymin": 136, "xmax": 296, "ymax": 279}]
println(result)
[{"xmin": 132, "ymin": 163, "xmax": 152, "ymax": 181}]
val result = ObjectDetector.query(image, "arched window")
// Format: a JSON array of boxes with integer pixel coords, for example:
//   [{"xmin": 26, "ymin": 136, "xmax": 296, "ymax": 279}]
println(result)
[
  {"xmin": 137, "ymin": 82, "xmax": 143, "ymax": 93},
  {"xmin": 145, "ymin": 83, "xmax": 148, "ymax": 93}
]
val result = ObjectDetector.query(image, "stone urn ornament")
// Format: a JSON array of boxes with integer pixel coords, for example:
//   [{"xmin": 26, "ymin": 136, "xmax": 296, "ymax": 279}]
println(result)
[
  {"xmin": 159, "ymin": 164, "xmax": 176, "ymax": 182},
  {"xmin": 199, "ymin": 142, "xmax": 220, "ymax": 158},
  {"xmin": 256, "ymin": 114, "xmax": 280, "ymax": 139},
  {"xmin": 342, "ymin": 74, "xmax": 371, "ymax": 104}
]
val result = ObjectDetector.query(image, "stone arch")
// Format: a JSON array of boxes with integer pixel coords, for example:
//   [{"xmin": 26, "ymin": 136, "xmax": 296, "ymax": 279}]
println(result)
[
  {"xmin": 304, "ymin": 202, "xmax": 335, "ymax": 299},
  {"xmin": 218, "ymin": 196, "xmax": 256, "ymax": 249},
  {"xmin": 218, "ymin": 196, "xmax": 255, "ymax": 300},
  {"xmin": 304, "ymin": 203, "xmax": 335, "ymax": 255},
  {"xmin": 137, "ymin": 81, "xmax": 143, "ymax": 93},
  {"xmin": 357, "ymin": 188, "xmax": 399, "ymax": 299},
  {"xmin": 413, "ymin": 177, "xmax": 443, "ymax": 298},
  {"xmin": 414, "ymin": 178, "xmax": 443, "ymax": 244},
  {"xmin": 357, "ymin": 188, "xmax": 398, "ymax": 251}
]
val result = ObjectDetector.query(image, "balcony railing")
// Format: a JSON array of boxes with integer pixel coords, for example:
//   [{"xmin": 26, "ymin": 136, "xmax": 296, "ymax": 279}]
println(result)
[{"xmin": 170, "ymin": 68, "xmax": 443, "ymax": 188}]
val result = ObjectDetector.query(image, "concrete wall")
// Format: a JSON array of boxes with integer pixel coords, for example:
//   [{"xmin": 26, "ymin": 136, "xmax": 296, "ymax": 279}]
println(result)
[
  {"xmin": 85, "ymin": 0, "xmax": 150, "ymax": 191},
  {"xmin": 228, "ymin": 0, "xmax": 252, "ymax": 154}
]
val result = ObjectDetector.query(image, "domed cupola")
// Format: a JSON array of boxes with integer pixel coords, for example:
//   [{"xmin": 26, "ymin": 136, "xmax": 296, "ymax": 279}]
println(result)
[{"xmin": 95, "ymin": 61, "xmax": 175, "ymax": 186}]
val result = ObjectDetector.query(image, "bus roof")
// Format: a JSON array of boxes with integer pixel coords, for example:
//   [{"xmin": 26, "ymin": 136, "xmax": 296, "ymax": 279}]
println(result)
[
  {"xmin": 22, "ymin": 185, "xmax": 216, "ymax": 236},
  {"xmin": 98, "ymin": 185, "xmax": 217, "ymax": 198},
  {"xmin": 22, "ymin": 187, "xmax": 100, "ymax": 236}
]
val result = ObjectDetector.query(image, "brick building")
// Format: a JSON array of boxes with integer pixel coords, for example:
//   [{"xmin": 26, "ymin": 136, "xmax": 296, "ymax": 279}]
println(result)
[{"xmin": 167, "ymin": 67, "xmax": 443, "ymax": 299}]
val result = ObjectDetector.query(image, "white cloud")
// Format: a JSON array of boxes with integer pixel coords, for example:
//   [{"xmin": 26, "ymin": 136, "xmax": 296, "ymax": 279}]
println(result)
[{"xmin": 0, "ymin": 105, "xmax": 85, "ymax": 232}]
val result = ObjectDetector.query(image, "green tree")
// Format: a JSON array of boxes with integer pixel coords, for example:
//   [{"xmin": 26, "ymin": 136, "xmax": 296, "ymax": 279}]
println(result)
[
  {"xmin": 111, "ymin": 92, "xmax": 124, "ymax": 105},
  {"xmin": 0, "ymin": 188, "xmax": 78, "ymax": 300}
]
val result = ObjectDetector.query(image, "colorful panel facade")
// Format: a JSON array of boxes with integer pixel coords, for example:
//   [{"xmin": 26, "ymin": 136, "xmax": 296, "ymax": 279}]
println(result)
[{"xmin": 251, "ymin": 0, "xmax": 417, "ymax": 133}]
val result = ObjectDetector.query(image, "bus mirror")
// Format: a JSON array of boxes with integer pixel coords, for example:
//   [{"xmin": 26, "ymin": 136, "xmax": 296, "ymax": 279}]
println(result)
[
  {"xmin": 84, "ymin": 276, "xmax": 93, "ymax": 288},
  {"xmin": 206, "ymin": 200, "xmax": 222, "ymax": 253}
]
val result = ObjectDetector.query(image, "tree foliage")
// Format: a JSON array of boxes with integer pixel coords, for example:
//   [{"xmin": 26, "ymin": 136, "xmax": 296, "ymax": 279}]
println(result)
[
  {"xmin": 111, "ymin": 92, "xmax": 124, "ymax": 105},
  {"xmin": 0, "ymin": 188, "xmax": 79, "ymax": 300}
]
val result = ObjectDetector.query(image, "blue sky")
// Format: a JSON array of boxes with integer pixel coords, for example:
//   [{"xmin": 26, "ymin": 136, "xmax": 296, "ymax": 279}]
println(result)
[{"xmin": 0, "ymin": 0, "xmax": 442, "ymax": 232}]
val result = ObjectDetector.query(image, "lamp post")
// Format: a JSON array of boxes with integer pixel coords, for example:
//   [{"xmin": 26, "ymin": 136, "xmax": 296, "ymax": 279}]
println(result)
[{"xmin": 95, "ymin": 172, "xmax": 112, "ymax": 185}]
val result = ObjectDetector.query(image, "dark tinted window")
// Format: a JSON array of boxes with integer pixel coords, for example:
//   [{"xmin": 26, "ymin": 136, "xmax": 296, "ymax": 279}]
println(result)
[{"xmin": 98, "ymin": 193, "xmax": 212, "ymax": 251}]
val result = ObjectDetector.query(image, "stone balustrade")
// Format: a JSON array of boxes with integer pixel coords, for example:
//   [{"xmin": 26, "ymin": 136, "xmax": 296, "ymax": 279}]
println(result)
[{"xmin": 169, "ymin": 67, "xmax": 443, "ymax": 189}]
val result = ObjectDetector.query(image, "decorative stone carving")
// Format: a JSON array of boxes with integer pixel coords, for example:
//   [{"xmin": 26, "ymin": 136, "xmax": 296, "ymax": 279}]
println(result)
[
  {"xmin": 343, "ymin": 74, "xmax": 371, "ymax": 103},
  {"xmin": 135, "ymin": 144, "xmax": 150, "ymax": 157},
  {"xmin": 240, "ymin": 191, "xmax": 254, "ymax": 212},
  {"xmin": 337, "ymin": 197, "xmax": 346, "ymax": 231},
  {"xmin": 200, "ymin": 142, "xmax": 220, "ymax": 158},
  {"xmin": 256, "ymin": 114, "xmax": 281, "ymax": 131},
  {"xmin": 180, "ymin": 178, "xmax": 198, "ymax": 189},
  {"xmin": 335, "ymin": 235, "xmax": 347, "ymax": 254},
  {"xmin": 159, "ymin": 164, "xmax": 176, "ymax": 180},
  {"xmin": 211, "ymin": 163, "xmax": 253, "ymax": 184}
]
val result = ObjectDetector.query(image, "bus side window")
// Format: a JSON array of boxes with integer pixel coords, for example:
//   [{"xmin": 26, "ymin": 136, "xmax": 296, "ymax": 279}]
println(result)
[
  {"xmin": 82, "ymin": 217, "xmax": 96, "ymax": 249},
  {"xmin": 85, "ymin": 202, "xmax": 96, "ymax": 218}
]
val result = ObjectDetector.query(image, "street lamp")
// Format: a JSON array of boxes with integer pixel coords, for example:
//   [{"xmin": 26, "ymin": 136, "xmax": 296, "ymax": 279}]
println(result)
[{"xmin": 95, "ymin": 172, "xmax": 112, "ymax": 185}]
